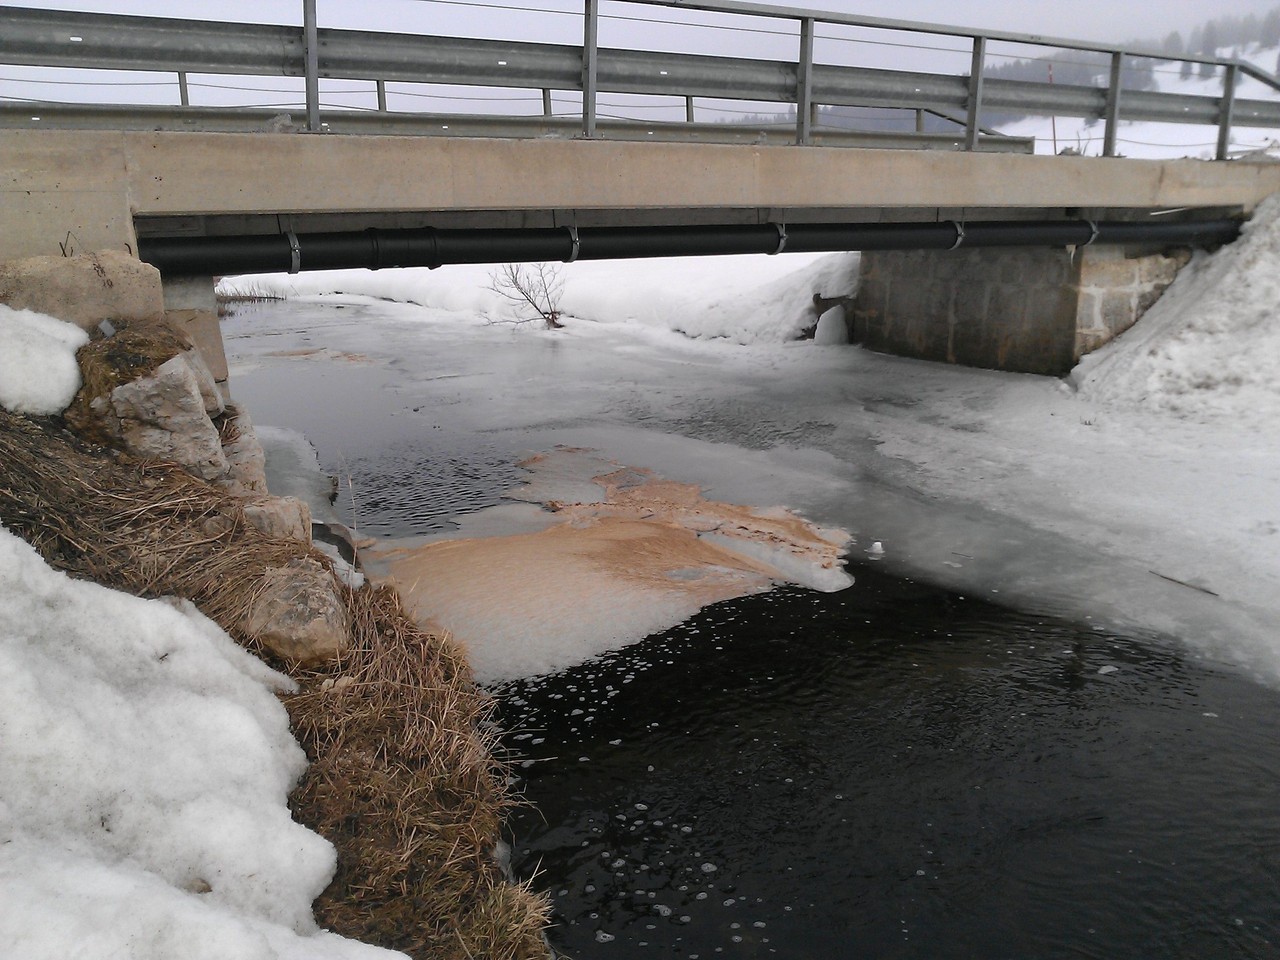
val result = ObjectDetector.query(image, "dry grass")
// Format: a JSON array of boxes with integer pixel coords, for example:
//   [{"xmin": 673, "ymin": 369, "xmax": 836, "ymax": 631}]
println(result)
[
  {"xmin": 216, "ymin": 282, "xmax": 286, "ymax": 317},
  {"xmin": 0, "ymin": 409, "xmax": 299, "ymax": 630},
  {"xmin": 289, "ymin": 587, "xmax": 553, "ymax": 959},
  {"xmin": 65, "ymin": 318, "xmax": 196, "ymax": 443},
  {"xmin": 0, "ymin": 409, "xmax": 552, "ymax": 959}
]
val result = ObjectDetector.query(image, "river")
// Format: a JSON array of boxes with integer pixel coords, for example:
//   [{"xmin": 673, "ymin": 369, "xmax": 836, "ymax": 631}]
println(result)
[{"xmin": 224, "ymin": 295, "xmax": 1280, "ymax": 958}]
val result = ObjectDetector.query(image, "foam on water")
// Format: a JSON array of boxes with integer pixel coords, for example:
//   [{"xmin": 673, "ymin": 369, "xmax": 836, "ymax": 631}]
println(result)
[{"xmin": 363, "ymin": 448, "xmax": 852, "ymax": 682}]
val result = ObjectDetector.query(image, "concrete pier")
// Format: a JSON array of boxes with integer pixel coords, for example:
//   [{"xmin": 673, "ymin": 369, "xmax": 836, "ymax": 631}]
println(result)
[{"xmin": 851, "ymin": 244, "xmax": 1192, "ymax": 376}]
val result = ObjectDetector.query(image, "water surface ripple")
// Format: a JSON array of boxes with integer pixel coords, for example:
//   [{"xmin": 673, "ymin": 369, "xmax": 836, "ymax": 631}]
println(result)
[{"xmin": 499, "ymin": 570, "xmax": 1280, "ymax": 959}]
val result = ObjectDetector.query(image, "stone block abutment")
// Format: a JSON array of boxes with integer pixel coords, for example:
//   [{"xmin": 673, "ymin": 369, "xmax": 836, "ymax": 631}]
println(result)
[{"xmin": 851, "ymin": 244, "xmax": 1192, "ymax": 377}]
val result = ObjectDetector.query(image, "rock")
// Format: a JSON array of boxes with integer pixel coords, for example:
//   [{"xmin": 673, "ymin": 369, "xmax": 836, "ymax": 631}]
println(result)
[
  {"xmin": 243, "ymin": 559, "xmax": 350, "ymax": 664},
  {"xmin": 244, "ymin": 496, "xmax": 312, "ymax": 544},
  {"xmin": 199, "ymin": 513, "xmax": 236, "ymax": 539},
  {"xmin": 0, "ymin": 251, "xmax": 165, "ymax": 333},
  {"xmin": 182, "ymin": 347, "xmax": 225, "ymax": 417},
  {"xmin": 110, "ymin": 355, "xmax": 228, "ymax": 480},
  {"xmin": 218, "ymin": 403, "xmax": 269, "ymax": 498}
]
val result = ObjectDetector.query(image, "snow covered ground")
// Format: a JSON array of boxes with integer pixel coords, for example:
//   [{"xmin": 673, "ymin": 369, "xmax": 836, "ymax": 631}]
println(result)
[
  {"xmin": 0, "ymin": 530, "xmax": 404, "ymax": 960},
  {"xmin": 0, "ymin": 305, "xmax": 88, "ymax": 415}
]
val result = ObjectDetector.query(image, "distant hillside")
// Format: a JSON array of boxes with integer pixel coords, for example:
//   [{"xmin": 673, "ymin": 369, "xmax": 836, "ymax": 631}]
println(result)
[{"xmin": 809, "ymin": 6, "xmax": 1280, "ymax": 137}]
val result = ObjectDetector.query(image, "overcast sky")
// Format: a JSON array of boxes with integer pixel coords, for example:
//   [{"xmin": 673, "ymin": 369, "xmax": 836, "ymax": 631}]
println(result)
[
  {"xmin": 789, "ymin": 0, "xmax": 1279, "ymax": 46},
  {"xmin": 10, "ymin": 1, "xmax": 1280, "ymax": 46},
  {"xmin": 6, "ymin": 0, "xmax": 1277, "ymax": 116}
]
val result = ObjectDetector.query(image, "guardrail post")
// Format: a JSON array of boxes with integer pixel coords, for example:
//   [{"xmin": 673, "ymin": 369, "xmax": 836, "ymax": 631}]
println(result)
[
  {"xmin": 796, "ymin": 17, "xmax": 814, "ymax": 145},
  {"xmin": 543, "ymin": 88, "xmax": 554, "ymax": 118},
  {"xmin": 303, "ymin": 0, "xmax": 320, "ymax": 131},
  {"xmin": 1103, "ymin": 51, "xmax": 1123, "ymax": 157},
  {"xmin": 686, "ymin": 95, "xmax": 696, "ymax": 123},
  {"xmin": 965, "ymin": 36, "xmax": 986, "ymax": 151},
  {"xmin": 177, "ymin": 71, "xmax": 189, "ymax": 107},
  {"xmin": 376, "ymin": 79, "xmax": 387, "ymax": 112},
  {"xmin": 1217, "ymin": 62, "xmax": 1238, "ymax": 160},
  {"xmin": 582, "ymin": 0, "xmax": 599, "ymax": 138}
]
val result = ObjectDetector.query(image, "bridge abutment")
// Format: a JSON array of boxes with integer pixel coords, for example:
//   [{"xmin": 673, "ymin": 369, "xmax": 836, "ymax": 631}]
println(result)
[
  {"xmin": 851, "ymin": 244, "xmax": 1190, "ymax": 376},
  {"xmin": 161, "ymin": 275, "xmax": 228, "ymax": 385}
]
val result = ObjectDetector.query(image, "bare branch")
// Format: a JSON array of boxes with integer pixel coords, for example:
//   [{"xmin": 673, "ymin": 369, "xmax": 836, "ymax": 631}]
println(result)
[{"xmin": 487, "ymin": 263, "xmax": 565, "ymax": 329}]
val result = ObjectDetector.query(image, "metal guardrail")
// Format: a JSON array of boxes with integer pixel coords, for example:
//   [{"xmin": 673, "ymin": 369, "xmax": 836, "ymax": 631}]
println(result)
[{"xmin": 3, "ymin": 2, "xmax": 1279, "ymax": 158}]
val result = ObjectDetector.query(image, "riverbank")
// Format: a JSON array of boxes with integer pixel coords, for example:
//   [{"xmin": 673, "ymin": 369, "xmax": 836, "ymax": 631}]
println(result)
[{"xmin": 0, "ymin": 284, "xmax": 552, "ymax": 958}]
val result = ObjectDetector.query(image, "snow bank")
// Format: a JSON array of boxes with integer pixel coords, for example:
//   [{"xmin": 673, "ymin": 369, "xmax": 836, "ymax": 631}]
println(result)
[
  {"xmin": 219, "ymin": 252, "xmax": 858, "ymax": 345},
  {"xmin": 559, "ymin": 252, "xmax": 858, "ymax": 343},
  {"xmin": 0, "ymin": 527, "xmax": 403, "ymax": 959},
  {"xmin": 1075, "ymin": 195, "xmax": 1280, "ymax": 422},
  {"xmin": 0, "ymin": 305, "xmax": 89, "ymax": 415}
]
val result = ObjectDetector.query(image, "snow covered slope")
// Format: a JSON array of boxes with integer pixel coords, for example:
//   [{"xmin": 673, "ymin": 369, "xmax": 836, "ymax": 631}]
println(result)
[
  {"xmin": 0, "ymin": 528, "xmax": 404, "ymax": 960},
  {"xmin": 1000, "ymin": 42, "xmax": 1280, "ymax": 158},
  {"xmin": 1075, "ymin": 194, "xmax": 1280, "ymax": 421}
]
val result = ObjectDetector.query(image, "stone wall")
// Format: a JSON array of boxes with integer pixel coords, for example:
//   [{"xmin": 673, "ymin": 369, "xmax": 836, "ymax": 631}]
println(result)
[
  {"xmin": 1073, "ymin": 245, "xmax": 1190, "ymax": 357},
  {"xmin": 853, "ymin": 246, "xmax": 1080, "ymax": 375},
  {"xmin": 852, "ymin": 243, "xmax": 1192, "ymax": 376}
]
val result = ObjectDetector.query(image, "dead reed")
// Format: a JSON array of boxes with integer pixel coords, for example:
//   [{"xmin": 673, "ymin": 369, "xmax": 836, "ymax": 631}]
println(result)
[{"xmin": 289, "ymin": 586, "xmax": 553, "ymax": 958}]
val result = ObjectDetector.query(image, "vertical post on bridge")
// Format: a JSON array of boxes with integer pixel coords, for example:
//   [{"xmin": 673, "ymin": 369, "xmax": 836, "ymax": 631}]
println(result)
[
  {"xmin": 965, "ymin": 35, "xmax": 986, "ymax": 151},
  {"xmin": 582, "ymin": 0, "xmax": 599, "ymax": 138},
  {"xmin": 303, "ymin": 0, "xmax": 320, "ymax": 132},
  {"xmin": 795, "ymin": 17, "xmax": 814, "ymax": 145},
  {"xmin": 1217, "ymin": 61, "xmax": 1238, "ymax": 160},
  {"xmin": 1103, "ymin": 51, "xmax": 1123, "ymax": 157},
  {"xmin": 177, "ymin": 71, "xmax": 189, "ymax": 107}
]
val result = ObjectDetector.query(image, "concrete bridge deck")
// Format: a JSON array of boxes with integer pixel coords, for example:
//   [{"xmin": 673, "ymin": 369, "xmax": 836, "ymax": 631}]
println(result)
[{"xmin": 7, "ymin": 129, "xmax": 1280, "ymax": 263}]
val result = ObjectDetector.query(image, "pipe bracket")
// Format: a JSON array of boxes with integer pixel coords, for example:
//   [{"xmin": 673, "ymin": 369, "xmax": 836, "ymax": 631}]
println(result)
[
  {"xmin": 564, "ymin": 225, "xmax": 581, "ymax": 263},
  {"xmin": 771, "ymin": 222, "xmax": 788, "ymax": 255},
  {"xmin": 286, "ymin": 230, "xmax": 301, "ymax": 274},
  {"xmin": 1084, "ymin": 219, "xmax": 1100, "ymax": 245},
  {"xmin": 949, "ymin": 221, "xmax": 966, "ymax": 250}
]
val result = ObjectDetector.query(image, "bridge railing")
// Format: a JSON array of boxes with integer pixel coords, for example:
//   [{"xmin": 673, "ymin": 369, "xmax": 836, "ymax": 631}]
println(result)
[{"xmin": 3, "ymin": 1, "xmax": 1279, "ymax": 158}]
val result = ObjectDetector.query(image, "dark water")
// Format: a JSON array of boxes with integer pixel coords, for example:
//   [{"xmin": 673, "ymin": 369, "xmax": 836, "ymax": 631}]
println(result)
[{"xmin": 498, "ymin": 567, "xmax": 1280, "ymax": 959}]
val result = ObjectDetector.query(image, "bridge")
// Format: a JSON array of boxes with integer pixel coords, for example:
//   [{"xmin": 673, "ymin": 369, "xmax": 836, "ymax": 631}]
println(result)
[{"xmin": 4, "ymin": 1, "xmax": 1280, "ymax": 375}]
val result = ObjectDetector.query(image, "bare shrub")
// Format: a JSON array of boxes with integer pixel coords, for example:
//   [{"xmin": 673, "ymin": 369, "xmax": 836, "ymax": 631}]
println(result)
[{"xmin": 488, "ymin": 263, "xmax": 565, "ymax": 329}]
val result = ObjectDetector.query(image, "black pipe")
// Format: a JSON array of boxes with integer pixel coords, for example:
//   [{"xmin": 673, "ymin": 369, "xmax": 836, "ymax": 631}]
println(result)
[{"xmin": 138, "ymin": 218, "xmax": 1242, "ymax": 276}]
